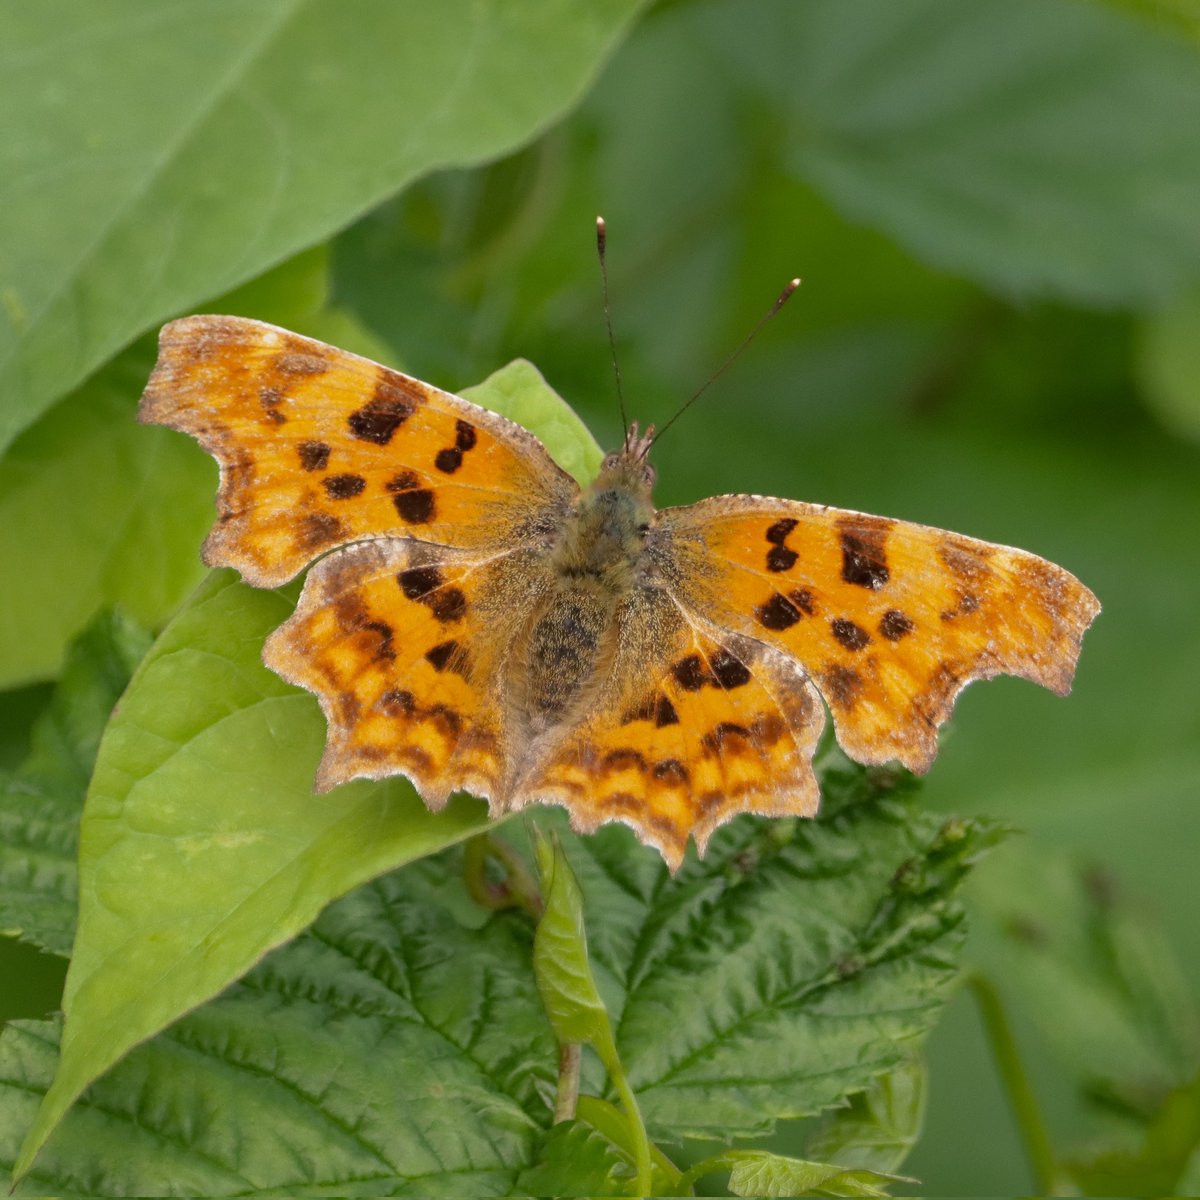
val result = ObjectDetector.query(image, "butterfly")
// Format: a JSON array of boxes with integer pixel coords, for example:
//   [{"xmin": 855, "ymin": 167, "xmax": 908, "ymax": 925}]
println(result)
[{"xmin": 140, "ymin": 314, "xmax": 1100, "ymax": 870}]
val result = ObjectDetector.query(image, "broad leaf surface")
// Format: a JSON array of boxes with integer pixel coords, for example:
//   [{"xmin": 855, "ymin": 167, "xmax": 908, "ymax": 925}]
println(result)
[
  {"xmin": 11, "ymin": 362, "xmax": 603, "ymax": 1177},
  {"xmin": 0, "ymin": 0, "xmax": 649, "ymax": 453},
  {"xmin": 550, "ymin": 762, "xmax": 1004, "ymax": 1140},
  {"xmin": 514, "ymin": 1120, "xmax": 634, "ymax": 1196},
  {"xmin": 2, "ymin": 874, "xmax": 555, "ymax": 1196},
  {"xmin": 693, "ymin": 0, "xmax": 1200, "ymax": 305},
  {"xmin": 3, "ymin": 764, "xmax": 995, "ymax": 1190},
  {"xmin": 0, "ymin": 614, "xmax": 149, "ymax": 955},
  {"xmin": 0, "ymin": 247, "xmax": 330, "ymax": 689},
  {"xmin": 462, "ymin": 360, "xmax": 603, "ymax": 486}
]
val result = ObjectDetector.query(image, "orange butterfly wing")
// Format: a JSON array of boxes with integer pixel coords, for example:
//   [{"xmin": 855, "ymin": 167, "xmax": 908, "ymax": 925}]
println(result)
[
  {"xmin": 262, "ymin": 538, "xmax": 552, "ymax": 804},
  {"xmin": 655, "ymin": 497, "xmax": 1101, "ymax": 774},
  {"xmin": 521, "ymin": 592, "xmax": 825, "ymax": 870},
  {"xmin": 140, "ymin": 315, "xmax": 578, "ymax": 804},
  {"xmin": 139, "ymin": 315, "xmax": 576, "ymax": 586}
]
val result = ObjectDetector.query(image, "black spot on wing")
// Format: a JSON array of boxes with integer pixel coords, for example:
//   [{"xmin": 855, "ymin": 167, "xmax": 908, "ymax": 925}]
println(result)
[
  {"xmin": 427, "ymin": 586, "xmax": 467, "ymax": 623},
  {"xmin": 709, "ymin": 649, "xmax": 751, "ymax": 689},
  {"xmin": 672, "ymin": 655, "xmax": 708, "ymax": 691},
  {"xmin": 879, "ymin": 609, "xmax": 915, "ymax": 641},
  {"xmin": 299, "ymin": 512, "xmax": 343, "ymax": 550},
  {"xmin": 349, "ymin": 377, "xmax": 415, "ymax": 445},
  {"xmin": 822, "ymin": 664, "xmax": 863, "ymax": 709},
  {"xmin": 398, "ymin": 565, "xmax": 443, "ymax": 599},
  {"xmin": 385, "ymin": 471, "xmax": 435, "ymax": 523},
  {"xmin": 757, "ymin": 592, "xmax": 802, "ymax": 630},
  {"xmin": 298, "ymin": 441, "xmax": 330, "ymax": 471},
  {"xmin": 425, "ymin": 640, "xmax": 459, "ymax": 672},
  {"xmin": 322, "ymin": 473, "xmax": 366, "ymax": 499},
  {"xmin": 831, "ymin": 618, "xmax": 871, "ymax": 651},
  {"xmin": 840, "ymin": 525, "xmax": 891, "ymax": 590}
]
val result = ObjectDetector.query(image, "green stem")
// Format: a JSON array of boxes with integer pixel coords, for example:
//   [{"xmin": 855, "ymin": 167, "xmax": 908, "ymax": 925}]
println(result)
[
  {"xmin": 967, "ymin": 973, "xmax": 1074, "ymax": 1196},
  {"xmin": 554, "ymin": 1042, "xmax": 581, "ymax": 1123},
  {"xmin": 577, "ymin": 1096, "xmax": 684, "ymax": 1192},
  {"xmin": 607, "ymin": 1056, "xmax": 654, "ymax": 1196},
  {"xmin": 463, "ymin": 833, "xmax": 543, "ymax": 919}
]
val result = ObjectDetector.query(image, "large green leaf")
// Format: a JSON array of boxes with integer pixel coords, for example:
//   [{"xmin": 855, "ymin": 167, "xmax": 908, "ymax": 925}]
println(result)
[
  {"xmin": 10, "ymin": 573, "xmax": 493, "ymax": 1179},
  {"xmin": 701, "ymin": 0, "xmax": 1200, "ymax": 306},
  {"xmin": 514, "ymin": 1120, "xmax": 635, "ymax": 1196},
  {"xmin": 0, "ymin": 247, "xmax": 332, "ymax": 689},
  {"xmin": 0, "ymin": 353, "xmax": 213, "ymax": 688},
  {"xmin": 11, "ymin": 358, "xmax": 599, "ymax": 1178},
  {"xmin": 4, "ymin": 765, "xmax": 994, "ymax": 1192},
  {"xmin": 0, "ymin": 0, "xmax": 650, "ymax": 454},
  {"xmin": 557, "ymin": 762, "xmax": 1006, "ymax": 1140},
  {"xmin": 0, "ymin": 614, "xmax": 150, "ymax": 956},
  {"xmin": 2, "ymin": 872, "xmax": 555, "ymax": 1196}
]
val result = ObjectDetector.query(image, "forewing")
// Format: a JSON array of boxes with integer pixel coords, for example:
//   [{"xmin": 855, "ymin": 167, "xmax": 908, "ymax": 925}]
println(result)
[
  {"xmin": 519, "ymin": 587, "xmax": 825, "ymax": 871},
  {"xmin": 655, "ymin": 496, "xmax": 1101, "ymax": 773},
  {"xmin": 139, "ymin": 315, "xmax": 576, "ymax": 586},
  {"xmin": 264, "ymin": 538, "xmax": 551, "ymax": 807}
]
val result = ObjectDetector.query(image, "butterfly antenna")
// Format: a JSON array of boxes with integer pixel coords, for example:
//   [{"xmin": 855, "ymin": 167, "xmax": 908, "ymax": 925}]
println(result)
[
  {"xmin": 596, "ymin": 216, "xmax": 629, "ymax": 436},
  {"xmin": 649, "ymin": 277, "xmax": 801, "ymax": 452}
]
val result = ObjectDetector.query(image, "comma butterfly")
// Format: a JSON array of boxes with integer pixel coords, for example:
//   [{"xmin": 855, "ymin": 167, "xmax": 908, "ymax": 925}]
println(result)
[{"xmin": 139, "ymin": 308, "xmax": 1099, "ymax": 870}]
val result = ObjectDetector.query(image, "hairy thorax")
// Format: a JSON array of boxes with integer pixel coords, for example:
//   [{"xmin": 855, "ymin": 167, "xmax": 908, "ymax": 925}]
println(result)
[{"xmin": 512, "ymin": 454, "xmax": 657, "ymax": 743}]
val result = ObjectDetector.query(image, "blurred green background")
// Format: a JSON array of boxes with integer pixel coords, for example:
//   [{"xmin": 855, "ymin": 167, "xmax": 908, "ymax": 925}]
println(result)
[{"xmin": 2, "ymin": 0, "xmax": 1199, "ymax": 1193}]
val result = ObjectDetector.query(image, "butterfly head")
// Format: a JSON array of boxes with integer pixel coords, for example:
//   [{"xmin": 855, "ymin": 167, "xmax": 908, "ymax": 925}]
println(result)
[{"xmin": 597, "ymin": 420, "xmax": 657, "ymax": 496}]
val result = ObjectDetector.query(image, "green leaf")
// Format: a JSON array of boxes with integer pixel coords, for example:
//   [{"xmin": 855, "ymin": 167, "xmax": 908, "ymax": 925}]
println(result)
[
  {"xmin": 575, "ymin": 1095, "xmax": 684, "ymax": 1194},
  {"xmin": 694, "ymin": 0, "xmax": 1200, "ymax": 305},
  {"xmin": 5, "ymin": 763, "xmax": 992, "ymax": 1190},
  {"xmin": 2, "ymin": 871, "xmax": 556, "ymax": 1195},
  {"xmin": 683, "ymin": 1148, "xmax": 908, "ymax": 1198},
  {"xmin": 532, "ymin": 832, "xmax": 653, "ymax": 1195},
  {"xmin": 0, "ymin": 247, "xmax": 330, "ymax": 689},
  {"xmin": 462, "ymin": 360, "xmax": 604, "ymax": 486},
  {"xmin": 11, "ymin": 573, "xmax": 493, "ymax": 1181},
  {"xmin": 0, "ymin": 612, "xmax": 150, "ymax": 956},
  {"xmin": 0, "ymin": 0, "xmax": 650, "ymax": 453},
  {"xmin": 727, "ymin": 1151, "xmax": 905, "ymax": 1199},
  {"xmin": 804, "ymin": 1059, "xmax": 927, "ymax": 1174},
  {"xmin": 0, "ymin": 348, "xmax": 212, "ymax": 688},
  {"xmin": 562, "ymin": 762, "xmax": 1003, "ymax": 1140},
  {"xmin": 533, "ymin": 831, "xmax": 617, "ymax": 1061},
  {"xmin": 515, "ymin": 1120, "xmax": 634, "ymax": 1196}
]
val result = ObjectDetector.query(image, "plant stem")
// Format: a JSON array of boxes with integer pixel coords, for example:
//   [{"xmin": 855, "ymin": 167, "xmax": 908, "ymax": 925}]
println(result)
[
  {"xmin": 967, "ymin": 972, "xmax": 1074, "ymax": 1196},
  {"xmin": 608, "ymin": 1057, "xmax": 654, "ymax": 1196},
  {"xmin": 463, "ymin": 833, "xmax": 543, "ymax": 919},
  {"xmin": 554, "ymin": 1042, "xmax": 581, "ymax": 1123}
]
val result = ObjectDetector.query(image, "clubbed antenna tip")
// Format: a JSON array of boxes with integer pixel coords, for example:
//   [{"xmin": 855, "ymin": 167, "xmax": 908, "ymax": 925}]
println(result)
[
  {"xmin": 651, "ymin": 275, "xmax": 803, "ymax": 447},
  {"xmin": 595, "ymin": 214, "xmax": 627, "ymax": 434}
]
